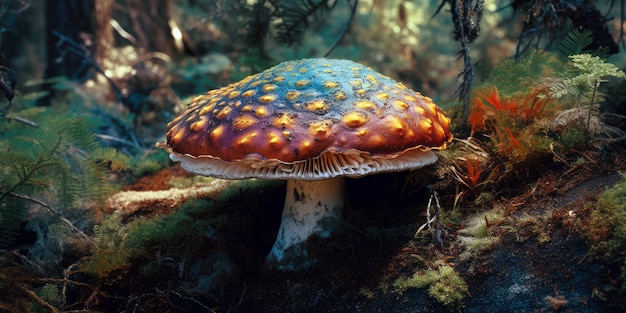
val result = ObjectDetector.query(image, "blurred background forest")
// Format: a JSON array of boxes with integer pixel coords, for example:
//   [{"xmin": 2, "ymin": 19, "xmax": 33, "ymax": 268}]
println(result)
[{"xmin": 2, "ymin": 0, "xmax": 626, "ymax": 312}]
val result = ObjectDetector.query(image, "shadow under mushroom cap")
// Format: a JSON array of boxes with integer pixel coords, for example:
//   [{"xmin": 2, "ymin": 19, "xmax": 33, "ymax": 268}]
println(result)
[{"xmin": 168, "ymin": 146, "xmax": 439, "ymax": 180}]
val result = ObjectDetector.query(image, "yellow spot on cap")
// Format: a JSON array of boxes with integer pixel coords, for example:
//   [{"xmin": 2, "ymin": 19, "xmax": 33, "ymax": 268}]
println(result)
[
  {"xmin": 386, "ymin": 115, "xmax": 407, "ymax": 137},
  {"xmin": 240, "ymin": 75, "xmax": 255, "ymax": 84},
  {"xmin": 404, "ymin": 94, "xmax": 417, "ymax": 102},
  {"xmin": 439, "ymin": 112, "xmax": 451, "ymax": 128},
  {"xmin": 418, "ymin": 118, "xmax": 433, "ymax": 133},
  {"xmin": 426, "ymin": 102, "xmax": 438, "ymax": 115},
  {"xmin": 308, "ymin": 120, "xmax": 333, "ymax": 139},
  {"xmin": 268, "ymin": 132, "xmax": 281, "ymax": 145},
  {"xmin": 185, "ymin": 115, "xmax": 197, "ymax": 123},
  {"xmin": 432, "ymin": 123, "xmax": 445, "ymax": 141},
  {"xmin": 286, "ymin": 90, "xmax": 300, "ymax": 101},
  {"xmin": 368, "ymin": 134, "xmax": 385, "ymax": 146},
  {"xmin": 262, "ymin": 84, "xmax": 276, "ymax": 92},
  {"xmin": 305, "ymin": 99, "xmax": 329, "ymax": 113},
  {"xmin": 216, "ymin": 106, "xmax": 232, "ymax": 119},
  {"xmin": 414, "ymin": 106, "xmax": 426, "ymax": 115},
  {"xmin": 350, "ymin": 80, "xmax": 362, "ymax": 87},
  {"xmin": 395, "ymin": 82, "xmax": 408, "ymax": 90},
  {"xmin": 171, "ymin": 128, "xmax": 185, "ymax": 144},
  {"xmin": 355, "ymin": 128, "xmax": 368, "ymax": 137},
  {"xmin": 356, "ymin": 89, "xmax": 367, "ymax": 96},
  {"xmin": 342, "ymin": 111, "xmax": 369, "ymax": 128},
  {"xmin": 191, "ymin": 95, "xmax": 206, "ymax": 103},
  {"xmin": 365, "ymin": 74, "xmax": 379, "ymax": 85},
  {"xmin": 323, "ymin": 81, "xmax": 339, "ymax": 88},
  {"xmin": 228, "ymin": 91, "xmax": 240, "ymax": 99},
  {"xmin": 259, "ymin": 94, "xmax": 277, "ymax": 102},
  {"xmin": 242, "ymin": 90, "xmax": 256, "ymax": 98},
  {"xmin": 238, "ymin": 131, "xmax": 259, "ymax": 146},
  {"xmin": 335, "ymin": 91, "xmax": 347, "ymax": 100},
  {"xmin": 299, "ymin": 67, "xmax": 308, "ymax": 73},
  {"xmin": 233, "ymin": 115, "xmax": 257, "ymax": 130},
  {"xmin": 255, "ymin": 106, "xmax": 268, "ymax": 117},
  {"xmin": 295, "ymin": 79, "xmax": 311, "ymax": 87},
  {"xmin": 301, "ymin": 140, "xmax": 312, "ymax": 150},
  {"xmin": 167, "ymin": 116, "xmax": 181, "ymax": 128},
  {"xmin": 375, "ymin": 92, "xmax": 389, "ymax": 100},
  {"xmin": 393, "ymin": 100, "xmax": 409, "ymax": 110},
  {"xmin": 210, "ymin": 125, "xmax": 224, "ymax": 141},
  {"xmin": 354, "ymin": 100, "xmax": 375, "ymax": 110},
  {"xmin": 190, "ymin": 117, "xmax": 206, "ymax": 132},
  {"xmin": 273, "ymin": 113, "xmax": 296, "ymax": 129},
  {"xmin": 241, "ymin": 105, "xmax": 253, "ymax": 112}
]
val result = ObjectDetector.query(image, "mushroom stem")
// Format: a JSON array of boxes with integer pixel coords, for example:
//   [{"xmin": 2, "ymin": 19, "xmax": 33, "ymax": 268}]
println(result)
[{"xmin": 266, "ymin": 177, "xmax": 346, "ymax": 270}]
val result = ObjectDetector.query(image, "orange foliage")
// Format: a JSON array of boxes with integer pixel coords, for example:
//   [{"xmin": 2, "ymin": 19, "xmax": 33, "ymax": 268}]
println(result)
[
  {"xmin": 468, "ymin": 85, "xmax": 555, "ymax": 156},
  {"xmin": 451, "ymin": 156, "xmax": 488, "ymax": 193},
  {"xmin": 464, "ymin": 158, "xmax": 485, "ymax": 190}
]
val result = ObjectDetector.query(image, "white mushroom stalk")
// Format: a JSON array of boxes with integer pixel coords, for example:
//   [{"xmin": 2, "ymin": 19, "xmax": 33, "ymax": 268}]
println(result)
[{"xmin": 266, "ymin": 178, "xmax": 345, "ymax": 270}]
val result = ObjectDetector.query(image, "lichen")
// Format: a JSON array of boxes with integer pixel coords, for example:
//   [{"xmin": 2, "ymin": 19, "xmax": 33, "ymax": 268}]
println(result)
[{"xmin": 393, "ymin": 265, "xmax": 468, "ymax": 311}]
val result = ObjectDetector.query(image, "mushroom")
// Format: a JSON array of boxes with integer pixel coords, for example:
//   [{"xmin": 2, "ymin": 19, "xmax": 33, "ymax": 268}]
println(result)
[{"xmin": 160, "ymin": 58, "xmax": 452, "ymax": 270}]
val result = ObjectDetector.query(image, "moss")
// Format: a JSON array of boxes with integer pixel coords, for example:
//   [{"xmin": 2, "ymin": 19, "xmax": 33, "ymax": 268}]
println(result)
[
  {"xmin": 582, "ymin": 174, "xmax": 626, "ymax": 307},
  {"xmin": 133, "ymin": 150, "xmax": 170, "ymax": 177},
  {"xmin": 167, "ymin": 176, "xmax": 196, "ymax": 188},
  {"xmin": 125, "ymin": 199, "xmax": 223, "ymax": 250},
  {"xmin": 559, "ymin": 128, "xmax": 588, "ymax": 149},
  {"xmin": 457, "ymin": 208, "xmax": 504, "ymax": 261},
  {"xmin": 394, "ymin": 265, "xmax": 468, "ymax": 310}
]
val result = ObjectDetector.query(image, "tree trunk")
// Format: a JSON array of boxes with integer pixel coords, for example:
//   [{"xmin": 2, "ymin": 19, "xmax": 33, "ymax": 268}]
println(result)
[
  {"xmin": 43, "ymin": 0, "xmax": 112, "ymax": 81},
  {"xmin": 126, "ymin": 0, "xmax": 185, "ymax": 58}
]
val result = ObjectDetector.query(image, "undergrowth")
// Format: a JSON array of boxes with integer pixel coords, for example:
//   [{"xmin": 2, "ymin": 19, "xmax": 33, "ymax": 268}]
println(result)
[
  {"xmin": 450, "ymin": 50, "xmax": 626, "ymax": 203},
  {"xmin": 0, "ymin": 113, "xmax": 130, "ymax": 249},
  {"xmin": 581, "ymin": 174, "xmax": 626, "ymax": 308}
]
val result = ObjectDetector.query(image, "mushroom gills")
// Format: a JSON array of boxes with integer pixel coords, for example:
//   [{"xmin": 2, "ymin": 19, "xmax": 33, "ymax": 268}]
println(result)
[{"xmin": 266, "ymin": 177, "xmax": 345, "ymax": 270}]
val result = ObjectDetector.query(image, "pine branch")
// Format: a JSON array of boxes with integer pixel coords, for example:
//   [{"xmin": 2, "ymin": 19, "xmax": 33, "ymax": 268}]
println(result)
[{"xmin": 270, "ymin": 0, "xmax": 334, "ymax": 46}]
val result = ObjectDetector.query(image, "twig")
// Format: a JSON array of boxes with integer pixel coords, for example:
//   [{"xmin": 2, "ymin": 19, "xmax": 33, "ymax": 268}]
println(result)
[
  {"xmin": 21, "ymin": 284, "xmax": 61, "ymax": 313},
  {"xmin": 52, "ymin": 30, "xmax": 125, "ymax": 102},
  {"xmin": 415, "ymin": 186, "xmax": 445, "ymax": 247},
  {"xmin": 96, "ymin": 133, "xmax": 141, "ymax": 150},
  {"xmin": 170, "ymin": 290, "xmax": 217, "ymax": 313},
  {"xmin": 323, "ymin": 0, "xmax": 358, "ymax": 57},
  {"xmin": 5, "ymin": 191, "xmax": 96, "ymax": 248}
]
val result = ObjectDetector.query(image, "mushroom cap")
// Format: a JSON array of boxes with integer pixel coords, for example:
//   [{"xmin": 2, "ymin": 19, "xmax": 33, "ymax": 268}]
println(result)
[{"xmin": 163, "ymin": 58, "xmax": 452, "ymax": 180}]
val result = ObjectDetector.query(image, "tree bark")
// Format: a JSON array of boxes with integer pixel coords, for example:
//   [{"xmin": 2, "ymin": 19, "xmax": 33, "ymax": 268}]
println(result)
[{"xmin": 44, "ymin": 0, "xmax": 112, "ymax": 81}]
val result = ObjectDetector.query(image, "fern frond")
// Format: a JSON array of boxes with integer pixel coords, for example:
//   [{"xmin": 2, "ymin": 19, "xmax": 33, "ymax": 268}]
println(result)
[
  {"xmin": 91, "ymin": 147, "xmax": 131, "ymax": 173},
  {"xmin": 548, "ymin": 79, "xmax": 580, "ymax": 100},
  {"xmin": 484, "ymin": 50, "xmax": 567, "ymax": 96},
  {"xmin": 557, "ymin": 28, "xmax": 594, "ymax": 57},
  {"xmin": 0, "ymin": 199, "xmax": 27, "ymax": 249},
  {"xmin": 54, "ymin": 164, "xmax": 81, "ymax": 211},
  {"xmin": 569, "ymin": 54, "xmax": 626, "ymax": 86},
  {"xmin": 2, "ymin": 114, "xmax": 129, "ymax": 210}
]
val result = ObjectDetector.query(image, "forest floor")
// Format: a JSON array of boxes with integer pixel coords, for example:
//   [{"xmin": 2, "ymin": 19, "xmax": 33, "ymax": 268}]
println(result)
[{"xmin": 112, "ymin": 147, "xmax": 626, "ymax": 313}]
